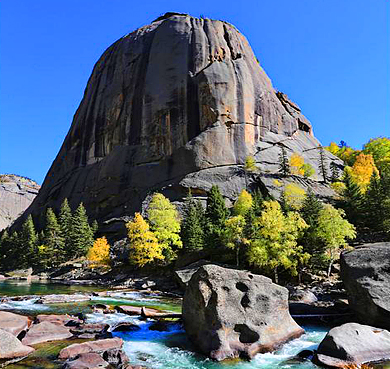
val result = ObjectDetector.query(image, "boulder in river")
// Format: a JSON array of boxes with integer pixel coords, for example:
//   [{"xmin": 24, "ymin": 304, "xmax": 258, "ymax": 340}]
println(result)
[
  {"xmin": 0, "ymin": 328, "xmax": 35, "ymax": 359},
  {"xmin": 0, "ymin": 311, "xmax": 31, "ymax": 337},
  {"xmin": 183, "ymin": 264, "xmax": 304, "ymax": 360},
  {"xmin": 36, "ymin": 314, "xmax": 81, "ymax": 326},
  {"xmin": 63, "ymin": 352, "xmax": 110, "ymax": 369},
  {"xmin": 22, "ymin": 321, "xmax": 73, "ymax": 345},
  {"xmin": 340, "ymin": 242, "xmax": 390, "ymax": 329},
  {"xmin": 58, "ymin": 337, "xmax": 124, "ymax": 360},
  {"xmin": 315, "ymin": 323, "xmax": 390, "ymax": 367}
]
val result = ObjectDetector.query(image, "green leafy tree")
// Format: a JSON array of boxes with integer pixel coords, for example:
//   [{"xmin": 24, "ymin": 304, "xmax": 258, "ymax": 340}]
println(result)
[
  {"xmin": 147, "ymin": 193, "xmax": 182, "ymax": 261},
  {"xmin": 44, "ymin": 208, "xmax": 65, "ymax": 266},
  {"xmin": 302, "ymin": 163, "xmax": 315, "ymax": 178},
  {"xmin": 223, "ymin": 215, "xmax": 246, "ymax": 266},
  {"xmin": 181, "ymin": 194, "xmax": 205, "ymax": 251},
  {"xmin": 314, "ymin": 204, "xmax": 356, "ymax": 276},
  {"xmin": 58, "ymin": 198, "xmax": 72, "ymax": 257},
  {"xmin": 278, "ymin": 147, "xmax": 290, "ymax": 177},
  {"xmin": 70, "ymin": 203, "xmax": 94, "ymax": 258},
  {"xmin": 243, "ymin": 190, "xmax": 264, "ymax": 240},
  {"xmin": 243, "ymin": 156, "xmax": 257, "ymax": 187},
  {"xmin": 233, "ymin": 190, "xmax": 253, "ymax": 216},
  {"xmin": 204, "ymin": 185, "xmax": 229, "ymax": 250},
  {"xmin": 363, "ymin": 137, "xmax": 390, "ymax": 173},
  {"xmin": 20, "ymin": 215, "xmax": 38, "ymax": 268},
  {"xmin": 126, "ymin": 213, "xmax": 163, "ymax": 267},
  {"xmin": 318, "ymin": 146, "xmax": 329, "ymax": 183},
  {"xmin": 247, "ymin": 200, "xmax": 309, "ymax": 283}
]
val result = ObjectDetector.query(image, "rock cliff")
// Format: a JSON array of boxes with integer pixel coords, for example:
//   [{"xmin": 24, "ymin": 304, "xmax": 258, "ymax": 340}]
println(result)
[
  {"xmin": 17, "ymin": 13, "xmax": 341, "ymax": 235},
  {"xmin": 0, "ymin": 175, "xmax": 40, "ymax": 230}
]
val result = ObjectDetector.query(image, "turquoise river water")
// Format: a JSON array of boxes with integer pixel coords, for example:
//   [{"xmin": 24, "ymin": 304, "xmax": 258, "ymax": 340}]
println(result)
[{"xmin": 0, "ymin": 280, "xmax": 388, "ymax": 369}]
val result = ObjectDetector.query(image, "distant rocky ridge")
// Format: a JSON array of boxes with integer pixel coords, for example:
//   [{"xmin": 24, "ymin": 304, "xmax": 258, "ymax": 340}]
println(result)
[
  {"xmin": 16, "ymin": 12, "xmax": 341, "ymax": 236},
  {"xmin": 0, "ymin": 175, "xmax": 40, "ymax": 230}
]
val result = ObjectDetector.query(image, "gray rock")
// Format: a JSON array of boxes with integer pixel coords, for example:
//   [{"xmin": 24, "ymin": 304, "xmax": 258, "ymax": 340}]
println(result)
[
  {"xmin": 289, "ymin": 289, "xmax": 318, "ymax": 304},
  {"xmin": 315, "ymin": 323, "xmax": 390, "ymax": 367},
  {"xmin": 0, "ymin": 174, "xmax": 39, "ymax": 230},
  {"xmin": 0, "ymin": 328, "xmax": 35, "ymax": 359},
  {"xmin": 174, "ymin": 259, "xmax": 210, "ymax": 290},
  {"xmin": 0, "ymin": 311, "xmax": 31, "ymax": 337},
  {"xmin": 22, "ymin": 321, "xmax": 73, "ymax": 345},
  {"xmin": 63, "ymin": 352, "xmax": 110, "ymax": 369},
  {"xmin": 183, "ymin": 264, "xmax": 304, "ymax": 360},
  {"xmin": 340, "ymin": 243, "xmax": 390, "ymax": 329},
  {"xmin": 14, "ymin": 13, "xmax": 341, "ymax": 237}
]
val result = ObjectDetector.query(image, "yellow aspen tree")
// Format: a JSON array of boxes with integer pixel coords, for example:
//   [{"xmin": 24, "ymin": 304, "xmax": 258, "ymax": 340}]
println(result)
[
  {"xmin": 283, "ymin": 183, "xmax": 306, "ymax": 210},
  {"xmin": 233, "ymin": 190, "xmax": 253, "ymax": 216},
  {"xmin": 289, "ymin": 153, "xmax": 305, "ymax": 175},
  {"xmin": 87, "ymin": 237, "xmax": 111, "ymax": 267},
  {"xmin": 126, "ymin": 213, "xmax": 163, "ymax": 267},
  {"xmin": 351, "ymin": 153, "xmax": 378, "ymax": 190}
]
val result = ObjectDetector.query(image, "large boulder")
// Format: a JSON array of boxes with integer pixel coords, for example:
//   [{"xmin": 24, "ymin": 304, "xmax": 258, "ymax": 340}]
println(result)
[
  {"xmin": 340, "ymin": 243, "xmax": 390, "ymax": 329},
  {"xmin": 14, "ymin": 12, "xmax": 340, "ymax": 236},
  {"xmin": 0, "ymin": 311, "xmax": 31, "ymax": 337},
  {"xmin": 63, "ymin": 353, "xmax": 110, "ymax": 369},
  {"xmin": 0, "ymin": 328, "xmax": 35, "ymax": 359},
  {"xmin": 58, "ymin": 338, "xmax": 124, "ymax": 360},
  {"xmin": 182, "ymin": 264, "xmax": 304, "ymax": 360},
  {"xmin": 315, "ymin": 323, "xmax": 390, "ymax": 367},
  {"xmin": 22, "ymin": 321, "xmax": 73, "ymax": 345}
]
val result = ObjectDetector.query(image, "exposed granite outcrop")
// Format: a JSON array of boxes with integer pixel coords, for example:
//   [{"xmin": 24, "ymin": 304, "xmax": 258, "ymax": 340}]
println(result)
[
  {"xmin": 15, "ymin": 13, "xmax": 341, "ymax": 236},
  {"xmin": 0, "ymin": 174, "xmax": 40, "ymax": 230}
]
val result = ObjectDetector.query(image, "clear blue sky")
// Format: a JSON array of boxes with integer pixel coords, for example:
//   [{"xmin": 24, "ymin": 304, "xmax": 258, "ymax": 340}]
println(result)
[{"xmin": 1, "ymin": 0, "xmax": 388, "ymax": 184}]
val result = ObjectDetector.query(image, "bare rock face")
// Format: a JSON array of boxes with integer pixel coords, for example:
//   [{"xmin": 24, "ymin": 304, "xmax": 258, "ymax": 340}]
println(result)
[
  {"xmin": 182, "ymin": 264, "xmax": 304, "ymax": 360},
  {"xmin": 315, "ymin": 323, "xmax": 390, "ymax": 368},
  {"xmin": 0, "ymin": 174, "xmax": 40, "ymax": 230},
  {"xmin": 340, "ymin": 243, "xmax": 390, "ymax": 329},
  {"xmin": 17, "ymin": 13, "xmax": 340, "ymax": 234}
]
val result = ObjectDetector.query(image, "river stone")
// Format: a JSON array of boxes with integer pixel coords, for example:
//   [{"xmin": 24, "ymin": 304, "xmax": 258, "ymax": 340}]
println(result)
[
  {"xmin": 58, "ymin": 338, "xmax": 124, "ymax": 360},
  {"xmin": 14, "ymin": 12, "xmax": 340, "ymax": 237},
  {"xmin": 0, "ymin": 311, "xmax": 31, "ymax": 337},
  {"xmin": 315, "ymin": 323, "xmax": 390, "ymax": 367},
  {"xmin": 183, "ymin": 264, "xmax": 304, "ymax": 360},
  {"xmin": 36, "ymin": 294, "xmax": 91, "ymax": 304},
  {"xmin": 115, "ymin": 305, "xmax": 143, "ymax": 315},
  {"xmin": 0, "ymin": 328, "xmax": 35, "ymax": 359},
  {"xmin": 36, "ymin": 314, "xmax": 81, "ymax": 326},
  {"xmin": 22, "ymin": 321, "xmax": 73, "ymax": 345},
  {"xmin": 340, "ymin": 243, "xmax": 390, "ymax": 329},
  {"xmin": 63, "ymin": 352, "xmax": 110, "ymax": 369}
]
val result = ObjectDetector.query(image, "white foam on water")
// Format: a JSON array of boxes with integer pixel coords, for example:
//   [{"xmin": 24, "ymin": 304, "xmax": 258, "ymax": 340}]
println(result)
[
  {"xmin": 86, "ymin": 312, "xmax": 139, "ymax": 326},
  {"xmin": 0, "ymin": 297, "xmax": 49, "ymax": 311}
]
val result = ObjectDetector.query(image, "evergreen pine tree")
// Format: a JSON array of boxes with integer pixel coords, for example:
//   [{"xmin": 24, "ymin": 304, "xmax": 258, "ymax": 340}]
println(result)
[
  {"xmin": 91, "ymin": 220, "xmax": 98, "ymax": 237},
  {"xmin": 300, "ymin": 190, "xmax": 324, "ymax": 227},
  {"xmin": 318, "ymin": 146, "xmax": 329, "ymax": 183},
  {"xmin": 44, "ymin": 208, "xmax": 65, "ymax": 266},
  {"xmin": 181, "ymin": 194, "xmax": 205, "ymax": 251},
  {"xmin": 20, "ymin": 215, "xmax": 38, "ymax": 268},
  {"xmin": 2, "ymin": 231, "xmax": 20, "ymax": 270},
  {"xmin": 243, "ymin": 190, "xmax": 264, "ymax": 241},
  {"xmin": 330, "ymin": 162, "xmax": 340, "ymax": 183},
  {"xmin": 0, "ymin": 229, "xmax": 9, "ymax": 268},
  {"xmin": 58, "ymin": 198, "xmax": 72, "ymax": 257},
  {"xmin": 278, "ymin": 147, "xmax": 290, "ymax": 177},
  {"xmin": 70, "ymin": 203, "xmax": 94, "ymax": 258},
  {"xmin": 204, "ymin": 185, "xmax": 229, "ymax": 250},
  {"xmin": 338, "ymin": 170, "xmax": 364, "ymax": 226}
]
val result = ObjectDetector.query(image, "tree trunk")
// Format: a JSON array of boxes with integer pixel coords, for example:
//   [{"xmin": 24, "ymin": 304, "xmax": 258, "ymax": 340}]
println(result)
[
  {"xmin": 327, "ymin": 258, "xmax": 334, "ymax": 278},
  {"xmin": 236, "ymin": 247, "xmax": 240, "ymax": 267},
  {"xmin": 274, "ymin": 267, "xmax": 278, "ymax": 284}
]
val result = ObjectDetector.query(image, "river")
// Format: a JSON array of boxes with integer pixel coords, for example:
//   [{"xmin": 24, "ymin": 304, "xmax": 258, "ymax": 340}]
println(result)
[{"xmin": 0, "ymin": 280, "xmax": 371, "ymax": 369}]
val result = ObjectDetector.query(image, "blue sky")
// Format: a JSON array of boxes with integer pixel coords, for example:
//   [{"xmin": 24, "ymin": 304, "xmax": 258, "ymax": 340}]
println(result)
[{"xmin": 0, "ymin": 0, "xmax": 389, "ymax": 184}]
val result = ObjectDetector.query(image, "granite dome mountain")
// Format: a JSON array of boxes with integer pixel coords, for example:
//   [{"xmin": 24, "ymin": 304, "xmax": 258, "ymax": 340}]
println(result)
[{"xmin": 18, "ymin": 12, "xmax": 340, "ymax": 235}]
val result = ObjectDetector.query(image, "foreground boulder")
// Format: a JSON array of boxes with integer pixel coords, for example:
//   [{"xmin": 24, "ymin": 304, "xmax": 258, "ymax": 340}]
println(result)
[
  {"xmin": 0, "ymin": 328, "xmax": 35, "ymax": 359},
  {"xmin": 58, "ymin": 338, "xmax": 123, "ymax": 360},
  {"xmin": 0, "ymin": 311, "xmax": 30, "ymax": 337},
  {"xmin": 22, "ymin": 321, "xmax": 73, "ymax": 345},
  {"xmin": 183, "ymin": 264, "xmax": 304, "ymax": 360},
  {"xmin": 341, "ymin": 243, "xmax": 390, "ymax": 329},
  {"xmin": 63, "ymin": 352, "xmax": 110, "ymax": 369},
  {"xmin": 315, "ymin": 323, "xmax": 390, "ymax": 367}
]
